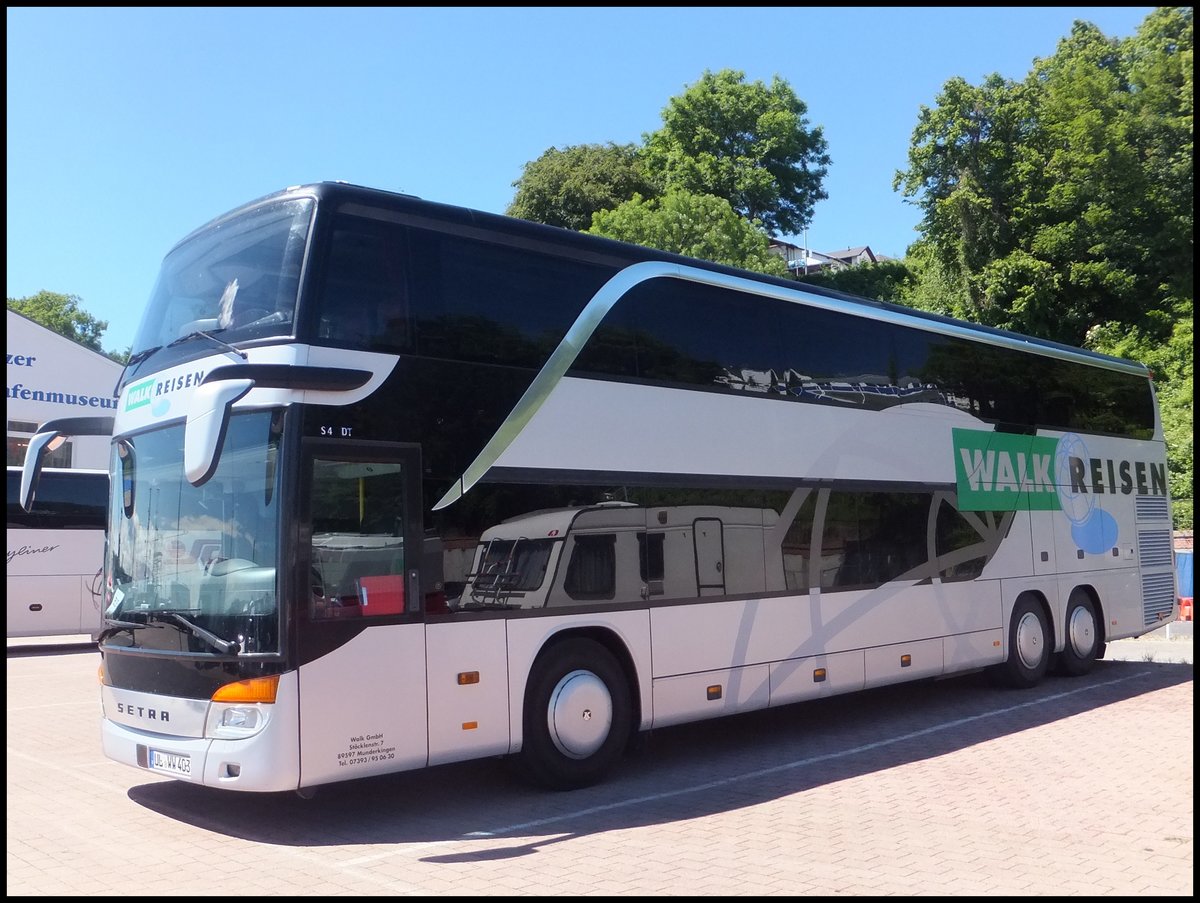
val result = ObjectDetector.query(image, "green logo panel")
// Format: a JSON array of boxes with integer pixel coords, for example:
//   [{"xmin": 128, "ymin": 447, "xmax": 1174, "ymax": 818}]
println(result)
[{"xmin": 952, "ymin": 429, "xmax": 1061, "ymax": 512}]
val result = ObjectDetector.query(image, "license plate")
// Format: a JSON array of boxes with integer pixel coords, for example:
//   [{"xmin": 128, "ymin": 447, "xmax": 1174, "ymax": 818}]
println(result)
[{"xmin": 149, "ymin": 749, "xmax": 192, "ymax": 777}]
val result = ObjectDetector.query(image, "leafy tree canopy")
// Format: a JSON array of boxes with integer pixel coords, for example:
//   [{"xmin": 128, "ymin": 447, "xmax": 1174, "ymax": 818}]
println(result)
[
  {"xmin": 642, "ymin": 69, "xmax": 831, "ymax": 236},
  {"xmin": 506, "ymin": 142, "xmax": 657, "ymax": 232},
  {"xmin": 894, "ymin": 7, "xmax": 1193, "ymax": 348},
  {"xmin": 799, "ymin": 259, "xmax": 917, "ymax": 303},
  {"xmin": 7, "ymin": 291, "xmax": 108, "ymax": 353},
  {"xmin": 508, "ymin": 67, "xmax": 831, "ymax": 272},
  {"xmin": 587, "ymin": 189, "xmax": 789, "ymax": 278}
]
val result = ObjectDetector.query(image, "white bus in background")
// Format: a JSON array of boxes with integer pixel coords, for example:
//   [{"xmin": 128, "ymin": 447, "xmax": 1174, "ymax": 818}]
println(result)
[{"xmin": 7, "ymin": 466, "xmax": 107, "ymax": 639}]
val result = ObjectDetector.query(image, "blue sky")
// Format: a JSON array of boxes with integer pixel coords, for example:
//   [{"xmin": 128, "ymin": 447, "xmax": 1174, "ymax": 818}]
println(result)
[{"xmin": 7, "ymin": 7, "xmax": 1156, "ymax": 354}]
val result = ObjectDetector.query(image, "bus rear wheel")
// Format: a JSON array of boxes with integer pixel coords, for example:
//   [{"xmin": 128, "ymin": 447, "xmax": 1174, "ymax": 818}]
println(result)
[
  {"xmin": 1056, "ymin": 589, "xmax": 1102, "ymax": 676},
  {"xmin": 995, "ymin": 594, "xmax": 1050, "ymax": 689},
  {"xmin": 518, "ymin": 637, "xmax": 632, "ymax": 791}
]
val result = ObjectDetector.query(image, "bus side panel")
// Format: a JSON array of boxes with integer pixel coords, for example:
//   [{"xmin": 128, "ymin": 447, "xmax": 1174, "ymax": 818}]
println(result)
[
  {"xmin": 770, "ymin": 649, "xmax": 865, "ymax": 705},
  {"xmin": 1046, "ymin": 495, "xmax": 1137, "ymax": 577},
  {"xmin": 494, "ymin": 378, "xmax": 975, "ymax": 489},
  {"xmin": 944, "ymin": 628, "xmax": 1005, "ymax": 672},
  {"xmin": 7, "ymin": 529, "xmax": 103, "ymax": 638},
  {"xmin": 426, "ymin": 619, "xmax": 510, "ymax": 766},
  {"xmin": 298, "ymin": 624, "xmax": 428, "ymax": 788},
  {"xmin": 649, "ymin": 586, "xmax": 1000, "ymax": 683},
  {"xmin": 864, "ymin": 636, "xmax": 944, "ymax": 686},
  {"xmin": 652, "ymin": 664, "xmax": 771, "ymax": 729},
  {"xmin": 506, "ymin": 610, "xmax": 654, "ymax": 752}
]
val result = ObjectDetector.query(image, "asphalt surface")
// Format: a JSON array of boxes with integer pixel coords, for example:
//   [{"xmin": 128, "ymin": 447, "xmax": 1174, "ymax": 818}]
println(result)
[{"xmin": 6, "ymin": 629, "xmax": 1193, "ymax": 896}]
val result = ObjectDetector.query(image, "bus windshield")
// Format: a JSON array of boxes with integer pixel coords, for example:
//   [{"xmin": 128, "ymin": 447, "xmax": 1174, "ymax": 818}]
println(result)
[
  {"xmin": 104, "ymin": 410, "xmax": 283, "ymax": 655},
  {"xmin": 130, "ymin": 198, "xmax": 313, "ymax": 356}
]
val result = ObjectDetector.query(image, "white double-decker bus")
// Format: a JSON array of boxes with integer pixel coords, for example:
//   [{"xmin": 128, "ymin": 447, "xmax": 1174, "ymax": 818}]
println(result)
[{"xmin": 20, "ymin": 182, "xmax": 1176, "ymax": 795}]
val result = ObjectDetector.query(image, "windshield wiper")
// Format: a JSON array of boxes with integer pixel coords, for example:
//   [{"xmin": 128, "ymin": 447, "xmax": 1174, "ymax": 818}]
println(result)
[
  {"xmin": 167, "ymin": 328, "xmax": 248, "ymax": 361},
  {"xmin": 148, "ymin": 611, "xmax": 241, "ymax": 655},
  {"xmin": 113, "ymin": 344, "xmax": 163, "ymax": 394},
  {"xmin": 97, "ymin": 616, "xmax": 167, "ymax": 644}
]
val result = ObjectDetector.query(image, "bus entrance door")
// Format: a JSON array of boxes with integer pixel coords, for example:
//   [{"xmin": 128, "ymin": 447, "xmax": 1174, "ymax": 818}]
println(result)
[{"xmin": 297, "ymin": 443, "xmax": 429, "ymax": 789}]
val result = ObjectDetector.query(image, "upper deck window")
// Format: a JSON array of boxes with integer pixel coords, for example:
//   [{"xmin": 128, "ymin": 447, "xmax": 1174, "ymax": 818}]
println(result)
[{"xmin": 131, "ymin": 198, "xmax": 313, "ymax": 356}]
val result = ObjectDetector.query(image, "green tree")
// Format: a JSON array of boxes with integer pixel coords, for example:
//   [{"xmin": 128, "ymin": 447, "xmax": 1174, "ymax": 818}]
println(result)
[
  {"xmin": 506, "ymin": 143, "xmax": 657, "ymax": 231},
  {"xmin": 895, "ymin": 10, "xmax": 1192, "ymax": 349},
  {"xmin": 8, "ymin": 291, "xmax": 108, "ymax": 353},
  {"xmin": 642, "ymin": 69, "xmax": 831, "ymax": 236},
  {"xmin": 587, "ymin": 189, "xmax": 789, "ymax": 278},
  {"xmin": 800, "ymin": 259, "xmax": 917, "ymax": 303}
]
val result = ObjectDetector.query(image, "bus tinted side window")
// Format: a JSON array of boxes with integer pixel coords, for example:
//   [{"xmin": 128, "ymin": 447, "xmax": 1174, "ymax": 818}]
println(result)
[
  {"xmin": 406, "ymin": 229, "xmax": 614, "ymax": 368},
  {"xmin": 6, "ymin": 470, "xmax": 107, "ymax": 530},
  {"xmin": 316, "ymin": 215, "xmax": 413, "ymax": 352},
  {"xmin": 572, "ymin": 277, "xmax": 1155, "ymax": 439}
]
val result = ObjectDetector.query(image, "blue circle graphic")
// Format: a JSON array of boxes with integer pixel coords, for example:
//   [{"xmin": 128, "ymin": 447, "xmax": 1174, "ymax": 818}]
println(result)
[{"xmin": 1071, "ymin": 508, "xmax": 1119, "ymax": 555}]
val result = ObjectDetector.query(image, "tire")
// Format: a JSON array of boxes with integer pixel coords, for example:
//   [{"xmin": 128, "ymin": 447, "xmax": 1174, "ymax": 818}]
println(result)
[
  {"xmin": 518, "ymin": 638, "xmax": 632, "ymax": 791},
  {"xmin": 995, "ymin": 594, "xmax": 1051, "ymax": 689},
  {"xmin": 1056, "ymin": 589, "xmax": 1101, "ymax": 676}
]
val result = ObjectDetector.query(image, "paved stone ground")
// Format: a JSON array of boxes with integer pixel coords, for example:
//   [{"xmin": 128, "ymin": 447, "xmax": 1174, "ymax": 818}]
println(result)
[{"xmin": 6, "ymin": 633, "xmax": 1192, "ymax": 896}]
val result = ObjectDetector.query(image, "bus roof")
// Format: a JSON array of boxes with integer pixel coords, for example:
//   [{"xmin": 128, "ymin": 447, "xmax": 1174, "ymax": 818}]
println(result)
[{"xmin": 179, "ymin": 180, "xmax": 1149, "ymax": 378}]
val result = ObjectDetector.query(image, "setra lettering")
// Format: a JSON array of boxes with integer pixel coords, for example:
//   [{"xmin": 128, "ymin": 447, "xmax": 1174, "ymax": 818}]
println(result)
[{"xmin": 116, "ymin": 702, "xmax": 170, "ymax": 722}]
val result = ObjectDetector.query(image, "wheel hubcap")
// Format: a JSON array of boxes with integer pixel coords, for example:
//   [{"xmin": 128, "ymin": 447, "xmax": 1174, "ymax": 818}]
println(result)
[
  {"xmin": 1068, "ymin": 604, "xmax": 1095, "ymax": 656},
  {"xmin": 547, "ymin": 669, "xmax": 612, "ymax": 759},
  {"xmin": 1016, "ymin": 611, "xmax": 1044, "ymax": 669}
]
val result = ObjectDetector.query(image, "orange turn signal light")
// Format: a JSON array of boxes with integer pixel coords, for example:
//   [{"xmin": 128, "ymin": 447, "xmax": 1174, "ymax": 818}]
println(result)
[{"xmin": 212, "ymin": 674, "xmax": 280, "ymax": 704}]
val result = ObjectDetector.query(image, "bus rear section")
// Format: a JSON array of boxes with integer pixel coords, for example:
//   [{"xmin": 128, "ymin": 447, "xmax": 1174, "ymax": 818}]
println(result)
[{"xmin": 7, "ymin": 467, "xmax": 107, "ymax": 639}]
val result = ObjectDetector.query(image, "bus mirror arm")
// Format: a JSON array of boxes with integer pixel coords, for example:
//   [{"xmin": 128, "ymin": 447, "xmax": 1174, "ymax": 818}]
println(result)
[
  {"xmin": 182, "ymin": 365, "xmax": 372, "ymax": 487},
  {"xmin": 19, "ymin": 415, "xmax": 116, "ymax": 511},
  {"xmin": 184, "ymin": 379, "xmax": 254, "ymax": 486}
]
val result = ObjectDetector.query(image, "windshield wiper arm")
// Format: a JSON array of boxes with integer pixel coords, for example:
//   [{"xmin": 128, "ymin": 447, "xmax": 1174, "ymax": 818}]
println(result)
[
  {"xmin": 148, "ymin": 611, "xmax": 241, "ymax": 655},
  {"xmin": 167, "ymin": 328, "xmax": 248, "ymax": 361},
  {"xmin": 97, "ymin": 616, "xmax": 166, "ymax": 644},
  {"xmin": 113, "ymin": 344, "xmax": 162, "ymax": 394}
]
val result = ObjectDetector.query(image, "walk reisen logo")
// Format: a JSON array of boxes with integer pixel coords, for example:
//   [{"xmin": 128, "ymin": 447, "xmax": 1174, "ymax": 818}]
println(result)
[
  {"xmin": 952, "ymin": 427, "xmax": 1168, "ymax": 554},
  {"xmin": 124, "ymin": 368, "xmax": 207, "ymax": 419}
]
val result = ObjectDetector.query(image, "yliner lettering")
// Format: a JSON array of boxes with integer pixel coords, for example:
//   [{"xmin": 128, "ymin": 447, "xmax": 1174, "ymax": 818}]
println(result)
[{"xmin": 7, "ymin": 543, "xmax": 59, "ymax": 564}]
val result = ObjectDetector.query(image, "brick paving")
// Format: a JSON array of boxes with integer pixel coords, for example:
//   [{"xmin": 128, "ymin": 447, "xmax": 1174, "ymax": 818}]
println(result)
[{"xmin": 6, "ymin": 641, "xmax": 1192, "ymax": 896}]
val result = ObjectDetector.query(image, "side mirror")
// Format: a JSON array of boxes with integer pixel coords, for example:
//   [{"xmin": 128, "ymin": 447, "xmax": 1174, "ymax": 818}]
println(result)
[
  {"xmin": 20, "ymin": 416, "xmax": 115, "ymax": 511},
  {"xmin": 184, "ymin": 379, "xmax": 254, "ymax": 486}
]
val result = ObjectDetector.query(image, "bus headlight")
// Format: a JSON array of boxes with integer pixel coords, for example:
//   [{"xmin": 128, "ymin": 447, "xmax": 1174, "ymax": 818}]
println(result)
[
  {"xmin": 207, "ymin": 702, "xmax": 270, "ymax": 738},
  {"xmin": 206, "ymin": 675, "xmax": 278, "ymax": 738},
  {"xmin": 220, "ymin": 707, "xmax": 261, "ymax": 730}
]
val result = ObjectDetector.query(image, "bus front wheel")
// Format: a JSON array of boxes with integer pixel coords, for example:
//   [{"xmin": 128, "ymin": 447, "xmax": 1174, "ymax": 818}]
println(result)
[
  {"xmin": 518, "ymin": 638, "xmax": 632, "ymax": 791},
  {"xmin": 1056, "ymin": 589, "xmax": 1103, "ymax": 676},
  {"xmin": 995, "ymin": 594, "xmax": 1051, "ymax": 689}
]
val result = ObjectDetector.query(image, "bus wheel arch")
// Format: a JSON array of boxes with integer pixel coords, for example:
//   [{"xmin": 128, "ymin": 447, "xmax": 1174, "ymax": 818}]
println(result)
[
  {"xmin": 994, "ymin": 591, "xmax": 1052, "ymax": 689},
  {"xmin": 517, "ymin": 630, "xmax": 636, "ymax": 790},
  {"xmin": 1056, "ymin": 585, "xmax": 1105, "ymax": 676}
]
